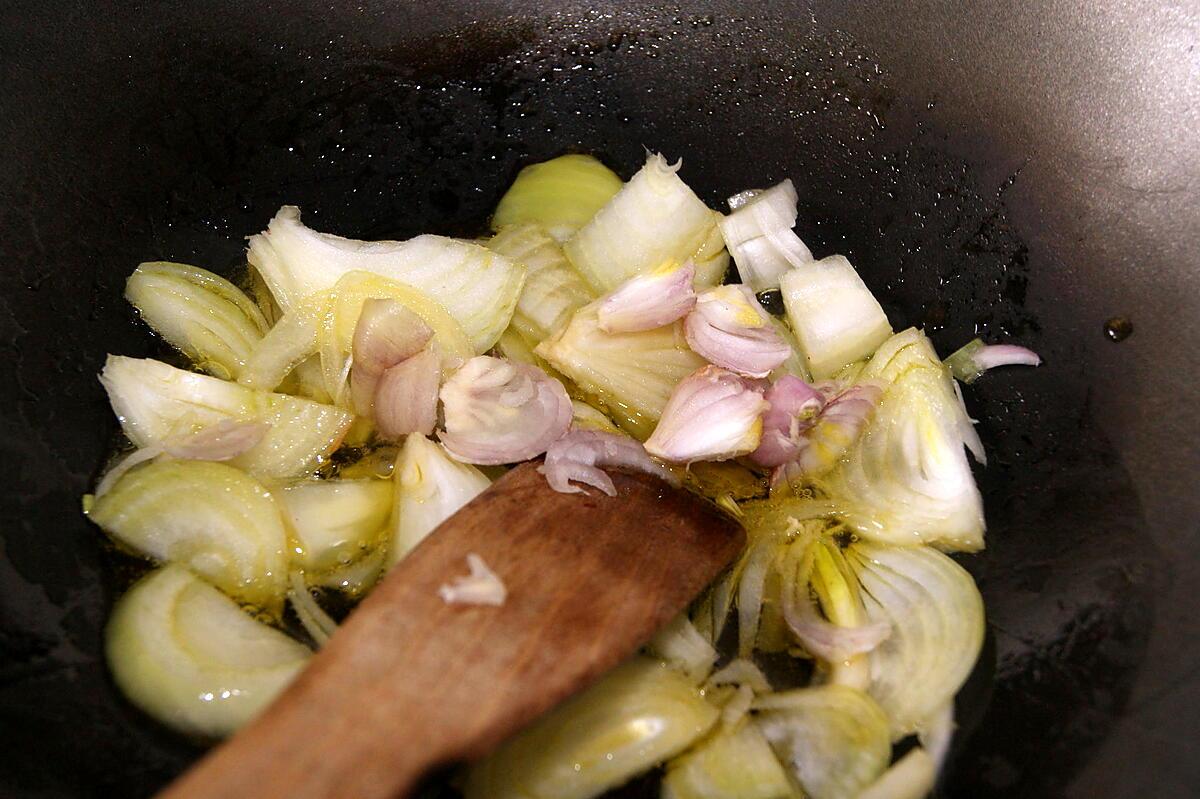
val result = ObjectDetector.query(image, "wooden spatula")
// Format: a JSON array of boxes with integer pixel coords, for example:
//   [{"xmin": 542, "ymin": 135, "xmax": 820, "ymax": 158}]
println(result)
[{"xmin": 158, "ymin": 461, "xmax": 744, "ymax": 799}]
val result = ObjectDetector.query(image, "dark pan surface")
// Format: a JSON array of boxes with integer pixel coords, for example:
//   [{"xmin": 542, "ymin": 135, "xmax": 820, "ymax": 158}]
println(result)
[{"xmin": 1, "ymin": 2, "xmax": 1196, "ymax": 797}]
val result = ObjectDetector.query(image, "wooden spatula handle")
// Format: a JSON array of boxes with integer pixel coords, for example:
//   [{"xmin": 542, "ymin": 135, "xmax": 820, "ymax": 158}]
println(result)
[{"xmin": 158, "ymin": 463, "xmax": 743, "ymax": 799}]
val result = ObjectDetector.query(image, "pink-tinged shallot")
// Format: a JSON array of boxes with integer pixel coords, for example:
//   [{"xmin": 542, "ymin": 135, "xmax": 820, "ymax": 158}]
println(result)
[
  {"xmin": 374, "ymin": 349, "xmax": 441, "ymax": 439},
  {"xmin": 439, "ymin": 356, "xmax": 572, "ymax": 465},
  {"xmin": 782, "ymin": 580, "xmax": 892, "ymax": 662},
  {"xmin": 596, "ymin": 261, "xmax": 697, "ymax": 333},
  {"xmin": 754, "ymin": 379, "xmax": 882, "ymax": 480},
  {"xmin": 539, "ymin": 430, "xmax": 678, "ymax": 496},
  {"xmin": 944, "ymin": 338, "xmax": 1041, "ymax": 384},
  {"xmin": 350, "ymin": 298, "xmax": 433, "ymax": 416},
  {"xmin": 644, "ymin": 365, "xmax": 769, "ymax": 464},
  {"xmin": 685, "ymin": 285, "xmax": 791, "ymax": 378}
]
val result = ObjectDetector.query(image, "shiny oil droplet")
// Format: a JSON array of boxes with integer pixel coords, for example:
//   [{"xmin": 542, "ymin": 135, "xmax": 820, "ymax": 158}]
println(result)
[{"xmin": 1104, "ymin": 316, "xmax": 1133, "ymax": 342}]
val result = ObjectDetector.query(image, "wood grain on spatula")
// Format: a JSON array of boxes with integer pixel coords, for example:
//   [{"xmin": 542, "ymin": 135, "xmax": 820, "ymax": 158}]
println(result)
[{"xmin": 158, "ymin": 461, "xmax": 744, "ymax": 799}]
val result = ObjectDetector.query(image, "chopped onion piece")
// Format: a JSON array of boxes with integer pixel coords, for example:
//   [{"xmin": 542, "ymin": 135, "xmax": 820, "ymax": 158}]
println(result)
[
  {"xmin": 238, "ymin": 309, "xmax": 319, "ymax": 392},
  {"xmin": 247, "ymin": 206, "xmax": 525, "ymax": 352},
  {"xmin": 945, "ymin": 337, "xmax": 1042, "ymax": 384},
  {"xmin": 846, "ymin": 543, "xmax": 985, "ymax": 736},
  {"xmin": 570, "ymin": 400, "xmax": 622, "ymax": 435},
  {"xmin": 439, "ymin": 357, "xmax": 573, "ymax": 465},
  {"xmin": 855, "ymin": 748, "xmax": 936, "ymax": 799},
  {"xmin": 707, "ymin": 658, "xmax": 771, "ymax": 694},
  {"xmin": 487, "ymin": 224, "xmax": 595, "ymax": 346},
  {"xmin": 536, "ymin": 302, "xmax": 706, "ymax": 440},
  {"xmin": 539, "ymin": 430, "xmax": 676, "ymax": 497},
  {"xmin": 565, "ymin": 153, "xmax": 725, "ymax": 293},
  {"xmin": 349, "ymin": 298, "xmax": 433, "ymax": 416},
  {"xmin": 390, "ymin": 435, "xmax": 491, "ymax": 564},
  {"xmin": 644, "ymin": 366, "xmax": 769, "ymax": 464},
  {"xmin": 720, "ymin": 180, "xmax": 814, "ymax": 291},
  {"xmin": 662, "ymin": 718, "xmax": 794, "ymax": 799},
  {"xmin": 161, "ymin": 419, "xmax": 272, "ymax": 461},
  {"xmin": 685, "ymin": 285, "xmax": 791, "ymax": 378},
  {"xmin": 438, "ymin": 553, "xmax": 507, "ymax": 606},
  {"xmin": 751, "ymin": 376, "xmax": 824, "ymax": 467},
  {"xmin": 597, "ymin": 261, "xmax": 697, "ymax": 333},
  {"xmin": 780, "ymin": 255, "xmax": 892, "ymax": 379},
  {"xmin": 754, "ymin": 685, "xmax": 892, "ymax": 799},
  {"xmin": 464, "ymin": 656, "xmax": 718, "ymax": 799},
  {"xmin": 287, "ymin": 571, "xmax": 338, "ymax": 646},
  {"xmin": 280, "ymin": 479, "xmax": 392, "ymax": 573},
  {"xmin": 373, "ymin": 349, "xmax": 441, "ymax": 439},
  {"xmin": 491, "ymin": 154, "xmax": 623, "ymax": 242},
  {"xmin": 648, "ymin": 614, "xmax": 718, "ymax": 684},
  {"xmin": 126, "ymin": 261, "xmax": 268, "ymax": 380}
]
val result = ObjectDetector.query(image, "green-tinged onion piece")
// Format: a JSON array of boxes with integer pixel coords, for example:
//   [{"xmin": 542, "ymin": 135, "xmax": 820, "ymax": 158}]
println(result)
[
  {"xmin": 491, "ymin": 154, "xmax": 624, "ymax": 242},
  {"xmin": 536, "ymin": 301, "xmax": 706, "ymax": 440},
  {"xmin": 247, "ymin": 205, "xmax": 525, "ymax": 352},
  {"xmin": 389, "ymin": 435, "xmax": 490, "ymax": 566},
  {"xmin": 126, "ymin": 261, "xmax": 269, "ymax": 380},
  {"xmin": 488, "ymin": 224, "xmax": 595, "ymax": 347},
  {"xmin": 101, "ymin": 355, "xmax": 353, "ymax": 480},
  {"xmin": 754, "ymin": 685, "xmax": 891, "ymax": 799},
  {"xmin": 820, "ymin": 328, "xmax": 985, "ymax": 551},
  {"xmin": 464, "ymin": 657, "xmax": 719, "ymax": 799},
  {"xmin": 106, "ymin": 565, "xmax": 309, "ymax": 738},
  {"xmin": 565, "ymin": 153, "xmax": 726, "ymax": 294},
  {"xmin": 88, "ymin": 459, "xmax": 289, "ymax": 611},
  {"xmin": 280, "ymin": 479, "xmax": 392, "ymax": 573},
  {"xmin": 846, "ymin": 543, "xmax": 984, "ymax": 737},
  {"xmin": 662, "ymin": 720, "xmax": 795, "ymax": 799},
  {"xmin": 648, "ymin": 614, "xmax": 718, "ymax": 684},
  {"xmin": 779, "ymin": 255, "xmax": 892, "ymax": 380},
  {"xmin": 570, "ymin": 399, "xmax": 622, "ymax": 434}
]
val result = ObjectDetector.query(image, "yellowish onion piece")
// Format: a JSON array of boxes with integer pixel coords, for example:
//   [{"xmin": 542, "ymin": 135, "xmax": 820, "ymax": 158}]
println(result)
[
  {"xmin": 439, "ymin": 356, "xmax": 572, "ymax": 465},
  {"xmin": 661, "ymin": 718, "xmax": 794, "ymax": 799},
  {"xmin": 539, "ymin": 429, "xmax": 676, "ymax": 496},
  {"xmin": 685, "ymin": 285, "xmax": 791, "ymax": 378},
  {"xmin": 597, "ymin": 260, "xmax": 696, "ymax": 333},
  {"xmin": 754, "ymin": 685, "xmax": 892, "ymax": 799},
  {"xmin": 647, "ymin": 614, "xmax": 718, "ymax": 684},
  {"xmin": 845, "ymin": 543, "xmax": 985, "ymax": 737},
  {"xmin": 349, "ymin": 297, "xmax": 433, "ymax": 416},
  {"xmin": 390, "ymin": 435, "xmax": 491, "ymax": 565},
  {"xmin": 644, "ymin": 366, "xmax": 769, "ymax": 464},
  {"xmin": 373, "ymin": 349, "xmax": 441, "ymax": 439}
]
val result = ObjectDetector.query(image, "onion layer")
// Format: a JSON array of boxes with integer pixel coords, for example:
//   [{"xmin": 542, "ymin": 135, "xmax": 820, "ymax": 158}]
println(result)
[
  {"xmin": 373, "ymin": 349, "xmax": 441, "ymax": 439},
  {"xmin": 597, "ymin": 261, "xmax": 696, "ymax": 333}
]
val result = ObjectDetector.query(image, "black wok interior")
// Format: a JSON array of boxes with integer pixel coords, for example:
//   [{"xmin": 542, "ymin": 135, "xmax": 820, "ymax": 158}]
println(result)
[{"xmin": 1, "ymin": 2, "xmax": 1197, "ymax": 797}]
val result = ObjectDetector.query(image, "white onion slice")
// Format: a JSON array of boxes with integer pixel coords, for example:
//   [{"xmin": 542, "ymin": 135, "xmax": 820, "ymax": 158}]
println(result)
[
  {"xmin": 438, "ymin": 553, "xmax": 507, "ymax": 606},
  {"xmin": 350, "ymin": 298, "xmax": 433, "ymax": 417},
  {"xmin": 596, "ymin": 261, "xmax": 696, "ymax": 333},
  {"xmin": 373, "ymin": 349, "xmax": 441, "ymax": 439},
  {"xmin": 644, "ymin": 366, "xmax": 769, "ymax": 464},
  {"xmin": 539, "ymin": 430, "xmax": 677, "ymax": 497},
  {"xmin": 439, "ymin": 356, "xmax": 572, "ymax": 465},
  {"xmin": 684, "ymin": 285, "xmax": 791, "ymax": 378}
]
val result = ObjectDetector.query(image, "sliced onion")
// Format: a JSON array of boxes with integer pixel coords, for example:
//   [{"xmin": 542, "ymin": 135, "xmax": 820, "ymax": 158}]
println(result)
[
  {"xmin": 856, "ymin": 748, "xmax": 936, "ymax": 799},
  {"xmin": 754, "ymin": 685, "xmax": 892, "ymax": 799},
  {"xmin": 684, "ymin": 285, "xmax": 791, "ymax": 378},
  {"xmin": 647, "ymin": 614, "xmax": 718, "ymax": 684},
  {"xmin": 373, "ymin": 349, "xmax": 441, "ymax": 439},
  {"xmin": 846, "ymin": 543, "xmax": 985, "ymax": 736},
  {"xmin": 778, "ymin": 537, "xmax": 891, "ymax": 662},
  {"xmin": 439, "ymin": 356, "xmax": 572, "ymax": 465},
  {"xmin": 707, "ymin": 658, "xmax": 771, "ymax": 694},
  {"xmin": 162, "ymin": 419, "xmax": 272, "ymax": 461},
  {"xmin": 538, "ymin": 429, "xmax": 677, "ymax": 497},
  {"xmin": 287, "ymin": 571, "xmax": 338, "ymax": 646},
  {"xmin": 438, "ymin": 553, "xmax": 507, "ymax": 606},
  {"xmin": 644, "ymin": 366, "xmax": 769, "ymax": 464},
  {"xmin": 350, "ymin": 298, "xmax": 433, "ymax": 417},
  {"xmin": 719, "ymin": 180, "xmax": 814, "ymax": 291},
  {"xmin": 596, "ymin": 261, "xmax": 696, "ymax": 333},
  {"xmin": 945, "ymin": 337, "xmax": 1042, "ymax": 384}
]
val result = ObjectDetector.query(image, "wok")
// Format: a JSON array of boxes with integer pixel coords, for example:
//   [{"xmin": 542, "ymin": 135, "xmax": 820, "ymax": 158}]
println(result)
[{"xmin": 1, "ymin": 1, "xmax": 1196, "ymax": 797}]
